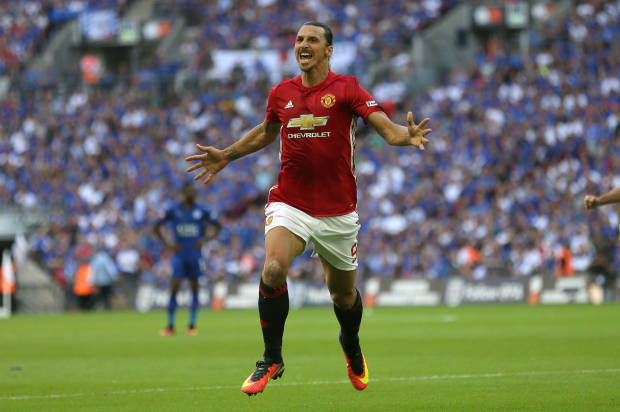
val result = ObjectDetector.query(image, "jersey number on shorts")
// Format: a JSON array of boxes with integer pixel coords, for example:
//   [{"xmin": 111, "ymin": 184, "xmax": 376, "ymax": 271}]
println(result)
[{"xmin": 351, "ymin": 243, "xmax": 358, "ymax": 264}]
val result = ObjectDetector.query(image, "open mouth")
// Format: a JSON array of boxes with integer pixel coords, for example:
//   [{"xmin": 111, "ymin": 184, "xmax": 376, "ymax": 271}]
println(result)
[{"xmin": 299, "ymin": 51, "xmax": 313, "ymax": 62}]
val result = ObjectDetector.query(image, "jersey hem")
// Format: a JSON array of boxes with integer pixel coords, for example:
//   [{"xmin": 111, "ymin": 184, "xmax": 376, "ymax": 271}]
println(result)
[{"xmin": 266, "ymin": 199, "xmax": 356, "ymax": 218}]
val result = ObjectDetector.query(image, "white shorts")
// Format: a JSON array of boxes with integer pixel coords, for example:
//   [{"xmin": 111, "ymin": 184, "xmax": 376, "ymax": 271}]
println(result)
[{"xmin": 264, "ymin": 202, "xmax": 360, "ymax": 271}]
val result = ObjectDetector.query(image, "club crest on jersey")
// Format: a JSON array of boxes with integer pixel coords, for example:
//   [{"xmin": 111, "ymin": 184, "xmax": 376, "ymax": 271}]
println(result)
[
  {"xmin": 320, "ymin": 93, "xmax": 336, "ymax": 108},
  {"xmin": 287, "ymin": 114, "xmax": 329, "ymax": 130}
]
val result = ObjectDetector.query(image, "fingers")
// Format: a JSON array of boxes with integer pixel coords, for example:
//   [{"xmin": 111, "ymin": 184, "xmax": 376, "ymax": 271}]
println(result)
[
  {"xmin": 409, "ymin": 135, "xmax": 430, "ymax": 148},
  {"xmin": 584, "ymin": 195, "xmax": 596, "ymax": 209},
  {"xmin": 203, "ymin": 173, "xmax": 215, "ymax": 185},
  {"xmin": 407, "ymin": 114, "xmax": 430, "ymax": 129},
  {"xmin": 186, "ymin": 143, "xmax": 212, "ymax": 161},
  {"xmin": 408, "ymin": 115, "xmax": 432, "ymax": 140},
  {"xmin": 185, "ymin": 154, "xmax": 205, "ymax": 162},
  {"xmin": 186, "ymin": 144, "xmax": 216, "ymax": 164},
  {"xmin": 184, "ymin": 144, "xmax": 220, "ymax": 185},
  {"xmin": 191, "ymin": 167, "xmax": 218, "ymax": 185},
  {"xmin": 186, "ymin": 162, "xmax": 204, "ymax": 172},
  {"xmin": 193, "ymin": 168, "xmax": 208, "ymax": 181}
]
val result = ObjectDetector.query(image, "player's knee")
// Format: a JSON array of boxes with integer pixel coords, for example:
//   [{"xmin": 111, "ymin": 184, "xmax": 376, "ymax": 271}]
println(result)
[
  {"xmin": 330, "ymin": 289, "xmax": 356, "ymax": 309},
  {"xmin": 170, "ymin": 279, "xmax": 181, "ymax": 294},
  {"xmin": 262, "ymin": 258, "xmax": 287, "ymax": 286}
]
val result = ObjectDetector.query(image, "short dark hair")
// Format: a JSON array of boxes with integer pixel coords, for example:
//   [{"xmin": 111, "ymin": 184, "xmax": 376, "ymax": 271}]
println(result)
[{"xmin": 302, "ymin": 21, "xmax": 333, "ymax": 46}]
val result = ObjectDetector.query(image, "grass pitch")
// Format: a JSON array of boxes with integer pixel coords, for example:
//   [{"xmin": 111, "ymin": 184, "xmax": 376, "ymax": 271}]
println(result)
[{"xmin": 1, "ymin": 304, "xmax": 619, "ymax": 411}]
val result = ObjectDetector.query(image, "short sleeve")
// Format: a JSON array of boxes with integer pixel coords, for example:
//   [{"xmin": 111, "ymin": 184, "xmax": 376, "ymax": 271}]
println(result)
[
  {"xmin": 348, "ymin": 77, "xmax": 384, "ymax": 122},
  {"xmin": 203, "ymin": 208, "xmax": 219, "ymax": 226},
  {"xmin": 265, "ymin": 86, "xmax": 281, "ymax": 124}
]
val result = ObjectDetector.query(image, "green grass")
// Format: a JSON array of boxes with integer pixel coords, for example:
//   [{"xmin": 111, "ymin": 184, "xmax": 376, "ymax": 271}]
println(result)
[{"xmin": 1, "ymin": 304, "xmax": 619, "ymax": 411}]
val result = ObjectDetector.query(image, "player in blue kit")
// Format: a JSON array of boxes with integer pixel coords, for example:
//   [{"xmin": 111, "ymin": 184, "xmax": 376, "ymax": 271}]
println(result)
[{"xmin": 154, "ymin": 182, "xmax": 221, "ymax": 336}]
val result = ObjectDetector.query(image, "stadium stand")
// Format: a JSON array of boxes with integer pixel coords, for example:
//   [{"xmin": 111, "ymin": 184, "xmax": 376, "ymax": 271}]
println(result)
[
  {"xmin": 47, "ymin": 0, "xmax": 126, "ymax": 25},
  {"xmin": 1, "ymin": 1, "xmax": 618, "ymax": 295},
  {"xmin": 0, "ymin": 1, "xmax": 49, "ymax": 76},
  {"xmin": 167, "ymin": 0, "xmax": 455, "ymax": 77},
  {"xmin": 0, "ymin": 1, "xmax": 128, "ymax": 77}
]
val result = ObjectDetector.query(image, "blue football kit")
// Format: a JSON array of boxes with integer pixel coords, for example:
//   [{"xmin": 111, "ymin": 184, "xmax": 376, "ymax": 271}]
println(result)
[{"xmin": 158, "ymin": 203, "xmax": 219, "ymax": 279}]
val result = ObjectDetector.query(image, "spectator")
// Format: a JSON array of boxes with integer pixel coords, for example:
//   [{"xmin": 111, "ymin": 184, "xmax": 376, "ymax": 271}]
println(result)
[
  {"xmin": 90, "ymin": 241, "xmax": 119, "ymax": 310},
  {"xmin": 1, "ymin": 1, "xmax": 618, "ymax": 288}
]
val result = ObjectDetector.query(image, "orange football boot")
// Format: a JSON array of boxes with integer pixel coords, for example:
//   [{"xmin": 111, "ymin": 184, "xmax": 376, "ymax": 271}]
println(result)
[
  {"xmin": 241, "ymin": 359, "xmax": 285, "ymax": 396},
  {"xmin": 340, "ymin": 334, "xmax": 369, "ymax": 390}
]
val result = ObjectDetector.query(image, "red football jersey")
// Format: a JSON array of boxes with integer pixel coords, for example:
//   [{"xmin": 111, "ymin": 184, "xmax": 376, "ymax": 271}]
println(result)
[{"xmin": 265, "ymin": 71, "xmax": 383, "ymax": 217}]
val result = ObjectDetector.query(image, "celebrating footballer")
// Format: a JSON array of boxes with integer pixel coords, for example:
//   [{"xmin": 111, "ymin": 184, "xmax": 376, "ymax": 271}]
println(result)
[{"xmin": 186, "ymin": 21, "xmax": 432, "ymax": 396}]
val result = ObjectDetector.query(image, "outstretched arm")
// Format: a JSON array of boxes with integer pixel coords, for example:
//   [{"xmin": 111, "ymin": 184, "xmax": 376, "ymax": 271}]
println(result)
[
  {"xmin": 584, "ymin": 186, "xmax": 620, "ymax": 209},
  {"xmin": 185, "ymin": 121, "xmax": 281, "ymax": 185},
  {"xmin": 367, "ymin": 111, "xmax": 431, "ymax": 149}
]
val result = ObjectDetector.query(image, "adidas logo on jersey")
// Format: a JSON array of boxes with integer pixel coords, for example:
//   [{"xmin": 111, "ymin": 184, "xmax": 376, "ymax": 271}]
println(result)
[{"xmin": 284, "ymin": 100, "xmax": 294, "ymax": 109}]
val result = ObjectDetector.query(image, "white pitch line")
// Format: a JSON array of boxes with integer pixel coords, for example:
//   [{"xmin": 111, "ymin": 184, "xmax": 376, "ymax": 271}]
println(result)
[{"xmin": 2, "ymin": 368, "xmax": 619, "ymax": 401}]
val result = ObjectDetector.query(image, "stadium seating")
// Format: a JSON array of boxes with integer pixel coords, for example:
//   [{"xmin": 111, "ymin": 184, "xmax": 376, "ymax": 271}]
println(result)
[
  {"xmin": 0, "ymin": 1, "xmax": 49, "ymax": 75},
  {"xmin": 2, "ymin": 1, "xmax": 619, "ymax": 286},
  {"xmin": 0, "ymin": 1, "xmax": 126, "ymax": 76},
  {"xmin": 48, "ymin": 0, "xmax": 124, "ymax": 25}
]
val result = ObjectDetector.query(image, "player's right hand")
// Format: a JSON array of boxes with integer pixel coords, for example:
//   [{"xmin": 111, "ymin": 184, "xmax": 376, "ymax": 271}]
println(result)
[
  {"xmin": 584, "ymin": 195, "xmax": 598, "ymax": 210},
  {"xmin": 185, "ymin": 145, "xmax": 229, "ymax": 185}
]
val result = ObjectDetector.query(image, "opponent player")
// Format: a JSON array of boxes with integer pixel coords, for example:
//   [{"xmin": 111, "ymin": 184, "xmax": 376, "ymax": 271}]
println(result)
[
  {"xmin": 186, "ymin": 21, "xmax": 431, "ymax": 394},
  {"xmin": 584, "ymin": 187, "xmax": 620, "ymax": 209},
  {"xmin": 154, "ymin": 182, "xmax": 221, "ymax": 336}
]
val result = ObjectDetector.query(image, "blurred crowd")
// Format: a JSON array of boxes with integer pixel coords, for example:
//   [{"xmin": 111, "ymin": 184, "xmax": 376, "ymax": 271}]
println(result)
[
  {"xmin": 166, "ymin": 0, "xmax": 454, "ymax": 81},
  {"xmin": 47, "ymin": 0, "xmax": 125, "ymax": 25},
  {"xmin": 0, "ymin": 0, "xmax": 125, "ymax": 76},
  {"xmin": 360, "ymin": 0, "xmax": 620, "ymax": 280},
  {"xmin": 1, "ymin": 0, "xmax": 619, "ymax": 289},
  {"xmin": 0, "ymin": 1, "xmax": 49, "ymax": 75}
]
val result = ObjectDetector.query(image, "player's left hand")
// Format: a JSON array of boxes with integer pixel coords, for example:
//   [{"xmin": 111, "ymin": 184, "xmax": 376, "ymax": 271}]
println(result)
[{"xmin": 407, "ymin": 111, "xmax": 431, "ymax": 150}]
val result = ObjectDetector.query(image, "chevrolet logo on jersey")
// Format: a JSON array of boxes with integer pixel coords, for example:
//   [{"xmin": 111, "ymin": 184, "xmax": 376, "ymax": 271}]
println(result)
[{"xmin": 287, "ymin": 114, "xmax": 329, "ymax": 130}]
